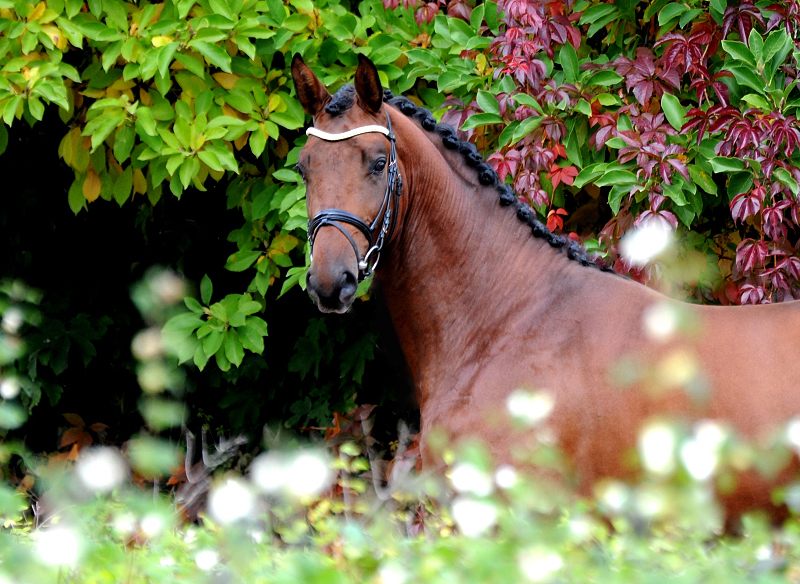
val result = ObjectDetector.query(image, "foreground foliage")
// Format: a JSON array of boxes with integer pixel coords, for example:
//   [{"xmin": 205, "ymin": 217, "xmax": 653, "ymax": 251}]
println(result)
[{"xmin": 3, "ymin": 273, "xmax": 800, "ymax": 583}]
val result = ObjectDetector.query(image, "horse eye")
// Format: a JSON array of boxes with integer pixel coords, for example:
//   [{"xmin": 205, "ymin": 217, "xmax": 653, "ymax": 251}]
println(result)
[
  {"xmin": 372, "ymin": 158, "xmax": 387, "ymax": 174},
  {"xmin": 295, "ymin": 164, "xmax": 305, "ymax": 180}
]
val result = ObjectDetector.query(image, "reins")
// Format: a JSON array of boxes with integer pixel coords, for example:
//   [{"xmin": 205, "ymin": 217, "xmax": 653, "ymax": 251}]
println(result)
[{"xmin": 306, "ymin": 110, "xmax": 403, "ymax": 281}]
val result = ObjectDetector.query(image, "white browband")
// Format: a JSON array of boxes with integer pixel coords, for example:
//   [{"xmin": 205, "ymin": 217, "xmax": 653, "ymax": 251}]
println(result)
[{"xmin": 306, "ymin": 125, "xmax": 391, "ymax": 141}]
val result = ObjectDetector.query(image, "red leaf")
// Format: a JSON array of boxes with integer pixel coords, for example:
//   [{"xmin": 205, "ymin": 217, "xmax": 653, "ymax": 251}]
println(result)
[
  {"xmin": 60, "ymin": 427, "xmax": 86, "ymax": 448},
  {"xmin": 736, "ymin": 239, "xmax": 769, "ymax": 273},
  {"xmin": 63, "ymin": 413, "xmax": 85, "ymax": 428}
]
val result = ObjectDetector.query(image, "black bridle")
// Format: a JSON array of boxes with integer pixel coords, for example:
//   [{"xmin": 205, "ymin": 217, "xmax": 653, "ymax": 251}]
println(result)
[{"xmin": 305, "ymin": 111, "xmax": 403, "ymax": 281}]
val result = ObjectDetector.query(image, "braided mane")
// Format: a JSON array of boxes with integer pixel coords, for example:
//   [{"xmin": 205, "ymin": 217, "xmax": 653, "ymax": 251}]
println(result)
[{"xmin": 328, "ymin": 84, "xmax": 605, "ymax": 270}]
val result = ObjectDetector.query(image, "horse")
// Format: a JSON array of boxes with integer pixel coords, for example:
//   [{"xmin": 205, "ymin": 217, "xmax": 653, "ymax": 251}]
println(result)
[{"xmin": 290, "ymin": 53, "xmax": 800, "ymax": 524}]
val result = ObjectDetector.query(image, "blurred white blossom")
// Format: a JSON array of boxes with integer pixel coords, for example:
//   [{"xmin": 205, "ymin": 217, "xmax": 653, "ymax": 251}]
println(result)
[
  {"xmin": 140, "ymin": 514, "xmax": 164, "ymax": 538},
  {"xmin": 0, "ymin": 378, "xmax": 19, "ymax": 400},
  {"xmin": 518, "ymin": 548, "xmax": 563, "ymax": 582},
  {"xmin": 451, "ymin": 497, "xmax": 497, "ymax": 537},
  {"xmin": 620, "ymin": 223, "xmax": 672, "ymax": 266},
  {"xmin": 642, "ymin": 301, "xmax": 678, "ymax": 341},
  {"xmin": 36, "ymin": 527, "xmax": 81, "ymax": 566},
  {"xmin": 494, "ymin": 465, "xmax": 518, "ymax": 489},
  {"xmin": 506, "ymin": 390, "xmax": 555, "ymax": 426},
  {"xmin": 681, "ymin": 421, "xmax": 726, "ymax": 481},
  {"xmin": 378, "ymin": 562, "xmax": 408, "ymax": 584},
  {"xmin": 251, "ymin": 449, "xmax": 333, "ymax": 498},
  {"xmin": 450, "ymin": 463, "xmax": 493, "ymax": 496},
  {"xmin": 131, "ymin": 327, "xmax": 164, "ymax": 361},
  {"xmin": 195, "ymin": 549, "xmax": 219, "ymax": 570},
  {"xmin": 209, "ymin": 478, "xmax": 256, "ymax": 524},
  {"xmin": 76, "ymin": 447, "xmax": 128, "ymax": 493},
  {"xmin": 786, "ymin": 417, "xmax": 800, "ymax": 452},
  {"xmin": 639, "ymin": 421, "xmax": 677, "ymax": 476},
  {"xmin": 1, "ymin": 307, "xmax": 23, "ymax": 334}
]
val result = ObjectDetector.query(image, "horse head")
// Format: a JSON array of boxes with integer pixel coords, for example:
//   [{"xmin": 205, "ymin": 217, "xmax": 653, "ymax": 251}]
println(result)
[{"xmin": 291, "ymin": 54, "xmax": 401, "ymax": 313}]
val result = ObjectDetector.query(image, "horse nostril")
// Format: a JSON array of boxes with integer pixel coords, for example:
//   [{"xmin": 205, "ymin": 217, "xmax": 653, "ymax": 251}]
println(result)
[{"xmin": 339, "ymin": 270, "xmax": 357, "ymax": 299}]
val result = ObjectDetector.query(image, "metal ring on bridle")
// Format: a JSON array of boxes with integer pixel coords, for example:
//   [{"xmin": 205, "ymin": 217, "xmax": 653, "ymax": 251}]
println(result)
[{"xmin": 305, "ymin": 111, "xmax": 402, "ymax": 281}]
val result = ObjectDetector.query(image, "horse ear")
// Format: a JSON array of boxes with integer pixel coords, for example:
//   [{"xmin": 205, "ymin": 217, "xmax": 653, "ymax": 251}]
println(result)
[
  {"xmin": 354, "ymin": 54, "xmax": 383, "ymax": 115},
  {"xmin": 291, "ymin": 54, "xmax": 331, "ymax": 116}
]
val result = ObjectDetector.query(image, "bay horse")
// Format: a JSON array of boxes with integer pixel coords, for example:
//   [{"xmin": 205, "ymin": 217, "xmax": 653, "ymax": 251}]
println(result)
[{"xmin": 291, "ymin": 54, "xmax": 800, "ymax": 523}]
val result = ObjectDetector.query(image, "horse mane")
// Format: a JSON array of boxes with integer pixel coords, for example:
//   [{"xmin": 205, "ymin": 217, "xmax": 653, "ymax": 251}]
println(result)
[
  {"xmin": 325, "ymin": 85, "xmax": 356, "ymax": 116},
  {"xmin": 323, "ymin": 83, "xmax": 607, "ymax": 271}
]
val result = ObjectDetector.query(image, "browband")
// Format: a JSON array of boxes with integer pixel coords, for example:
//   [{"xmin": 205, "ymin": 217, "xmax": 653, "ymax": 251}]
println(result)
[{"xmin": 306, "ymin": 125, "xmax": 391, "ymax": 141}]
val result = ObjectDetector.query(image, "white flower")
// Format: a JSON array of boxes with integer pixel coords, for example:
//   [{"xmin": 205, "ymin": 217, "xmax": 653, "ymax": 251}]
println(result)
[
  {"xmin": 450, "ymin": 463, "xmax": 493, "ymax": 496},
  {"xmin": 36, "ymin": 527, "xmax": 80, "ymax": 566},
  {"xmin": 208, "ymin": 478, "xmax": 256, "ymax": 524},
  {"xmin": 642, "ymin": 301, "xmax": 678, "ymax": 341},
  {"xmin": 76, "ymin": 447, "xmax": 128, "ymax": 493},
  {"xmin": 250, "ymin": 449, "xmax": 333, "ymax": 498},
  {"xmin": 506, "ymin": 390, "xmax": 555, "ymax": 426},
  {"xmin": 494, "ymin": 465, "xmax": 518, "ymax": 489},
  {"xmin": 195, "ymin": 549, "xmax": 219, "ymax": 570},
  {"xmin": 620, "ymin": 223, "xmax": 672, "ymax": 266},
  {"xmin": 638, "ymin": 422, "xmax": 676, "ymax": 476},
  {"xmin": 451, "ymin": 497, "xmax": 497, "ymax": 537},
  {"xmin": 518, "ymin": 548, "xmax": 563, "ymax": 582}
]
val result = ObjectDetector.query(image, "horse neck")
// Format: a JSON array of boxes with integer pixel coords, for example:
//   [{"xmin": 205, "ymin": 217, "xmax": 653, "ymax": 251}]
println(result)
[{"xmin": 377, "ymin": 110, "xmax": 589, "ymax": 406}]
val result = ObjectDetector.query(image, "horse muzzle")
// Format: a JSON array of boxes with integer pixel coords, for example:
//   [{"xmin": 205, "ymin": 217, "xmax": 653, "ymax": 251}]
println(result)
[{"xmin": 306, "ymin": 266, "xmax": 358, "ymax": 313}]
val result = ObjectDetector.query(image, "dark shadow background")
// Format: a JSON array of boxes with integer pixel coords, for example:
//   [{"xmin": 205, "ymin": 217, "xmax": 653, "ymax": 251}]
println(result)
[{"xmin": 1, "ymin": 107, "xmax": 417, "ymax": 456}]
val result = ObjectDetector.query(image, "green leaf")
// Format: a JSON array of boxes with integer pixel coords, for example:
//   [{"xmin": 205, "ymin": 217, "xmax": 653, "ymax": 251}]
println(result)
[
  {"xmin": 722, "ymin": 40, "xmax": 756, "ymax": 67},
  {"xmin": 224, "ymin": 328, "xmax": 244, "ymax": 366},
  {"xmin": 512, "ymin": 92, "xmax": 543, "ymax": 113},
  {"xmin": 250, "ymin": 127, "xmax": 266, "ymax": 158},
  {"xmin": 273, "ymin": 168, "xmax": 301, "ymax": 182},
  {"xmin": 238, "ymin": 320, "xmax": 265, "ymax": 353},
  {"xmin": 687, "ymin": 164, "xmax": 717, "ymax": 195},
  {"xmin": 774, "ymin": 167, "xmax": 799, "ymax": 196},
  {"xmin": 225, "ymin": 250, "xmax": 261, "ymax": 272},
  {"xmin": 175, "ymin": 52, "xmax": 206, "ymax": 78},
  {"xmin": 113, "ymin": 123, "xmax": 135, "ymax": 163},
  {"xmin": 476, "ymin": 91, "xmax": 500, "ymax": 115},
  {"xmin": 203, "ymin": 329, "xmax": 224, "ymax": 357},
  {"xmin": 191, "ymin": 41, "xmax": 231, "ymax": 73},
  {"xmin": 660, "ymin": 92, "xmax": 685, "ymax": 131},
  {"xmin": 460, "ymin": 112, "xmax": 504, "ymax": 131},
  {"xmin": 185, "ymin": 297, "xmax": 204, "ymax": 314},
  {"xmin": 0, "ymin": 123, "xmax": 7, "ymax": 156},
  {"xmin": 246, "ymin": 315, "xmax": 268, "ymax": 337},
  {"xmin": 163, "ymin": 312, "xmax": 204, "ymax": 333},
  {"xmin": 608, "ymin": 184, "xmax": 630, "ymax": 215},
  {"xmin": 215, "ymin": 347, "xmax": 230, "ymax": 371},
  {"xmin": 708, "ymin": 156, "xmax": 745, "ymax": 172},
  {"xmin": 589, "ymin": 71, "xmax": 624, "ymax": 86},
  {"xmin": 558, "ymin": 42, "xmax": 579, "ymax": 84},
  {"xmin": 157, "ymin": 42, "xmax": 179, "ymax": 79},
  {"xmin": 727, "ymin": 65, "xmax": 767, "ymax": 93},
  {"xmin": 68, "ymin": 179, "xmax": 86, "ymax": 214},
  {"xmin": 727, "ymin": 171, "xmax": 753, "ymax": 199},
  {"xmin": 580, "ymin": 3, "xmax": 618, "ymax": 23},
  {"xmin": 209, "ymin": 0, "xmax": 232, "ymax": 18},
  {"xmin": 228, "ymin": 310, "xmax": 245, "ymax": 328},
  {"xmin": 201, "ymin": 274, "xmax": 213, "ymax": 304},
  {"xmin": 193, "ymin": 343, "xmax": 210, "ymax": 370},
  {"xmin": 595, "ymin": 169, "xmax": 638, "ymax": 186},
  {"xmin": 741, "ymin": 93, "xmax": 771, "ymax": 110},
  {"xmin": 113, "ymin": 166, "xmax": 133, "ymax": 205},
  {"xmin": 658, "ymin": 2, "xmax": 687, "ymax": 25},
  {"xmin": 662, "ymin": 181, "xmax": 687, "ymax": 206}
]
